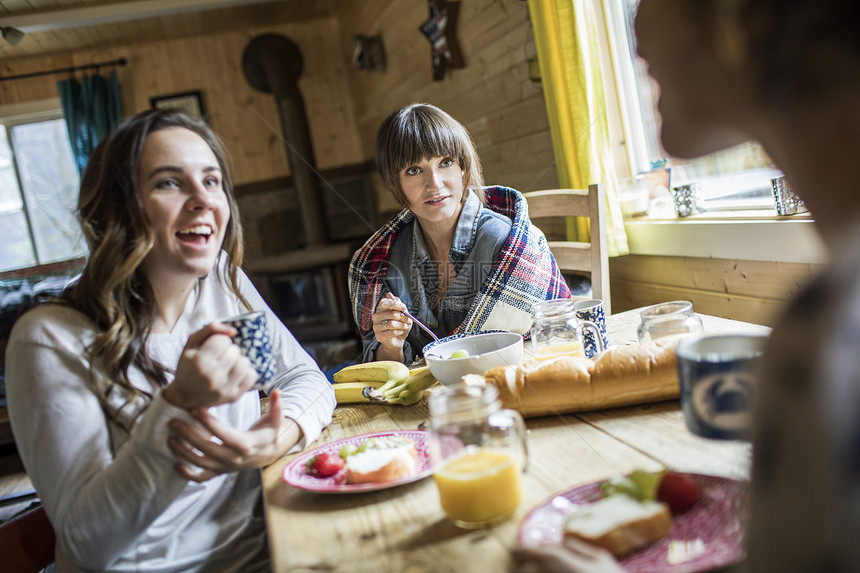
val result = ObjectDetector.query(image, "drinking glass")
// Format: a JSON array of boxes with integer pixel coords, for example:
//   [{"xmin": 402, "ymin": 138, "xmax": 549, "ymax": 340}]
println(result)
[
  {"xmin": 531, "ymin": 299, "xmax": 604, "ymax": 360},
  {"xmin": 771, "ymin": 175, "xmax": 807, "ymax": 215},
  {"xmin": 637, "ymin": 301, "xmax": 704, "ymax": 344},
  {"xmin": 428, "ymin": 385, "xmax": 528, "ymax": 529},
  {"xmin": 672, "ymin": 183, "xmax": 703, "ymax": 217}
]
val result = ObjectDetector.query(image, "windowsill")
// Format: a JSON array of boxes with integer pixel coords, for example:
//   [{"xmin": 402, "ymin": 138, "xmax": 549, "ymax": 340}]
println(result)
[
  {"xmin": 0, "ymin": 257, "xmax": 86, "ymax": 281},
  {"xmin": 623, "ymin": 211, "xmax": 828, "ymax": 264}
]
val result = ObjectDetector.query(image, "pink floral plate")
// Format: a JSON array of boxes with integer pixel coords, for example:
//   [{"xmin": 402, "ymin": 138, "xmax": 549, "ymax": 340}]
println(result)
[
  {"xmin": 518, "ymin": 473, "xmax": 748, "ymax": 572},
  {"xmin": 282, "ymin": 430, "xmax": 433, "ymax": 493}
]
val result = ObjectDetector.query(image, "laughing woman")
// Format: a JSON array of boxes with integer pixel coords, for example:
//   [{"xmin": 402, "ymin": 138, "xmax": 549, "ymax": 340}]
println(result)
[
  {"xmin": 5, "ymin": 109, "xmax": 335, "ymax": 572},
  {"xmin": 349, "ymin": 103, "xmax": 570, "ymax": 364}
]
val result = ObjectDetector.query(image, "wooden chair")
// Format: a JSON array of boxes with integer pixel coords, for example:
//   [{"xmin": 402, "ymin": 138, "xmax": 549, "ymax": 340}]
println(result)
[
  {"xmin": 524, "ymin": 184, "xmax": 611, "ymax": 314},
  {"xmin": 0, "ymin": 505, "xmax": 55, "ymax": 573}
]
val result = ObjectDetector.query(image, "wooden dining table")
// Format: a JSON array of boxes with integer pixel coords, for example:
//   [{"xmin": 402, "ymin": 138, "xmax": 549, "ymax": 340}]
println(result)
[{"xmin": 261, "ymin": 308, "xmax": 771, "ymax": 572}]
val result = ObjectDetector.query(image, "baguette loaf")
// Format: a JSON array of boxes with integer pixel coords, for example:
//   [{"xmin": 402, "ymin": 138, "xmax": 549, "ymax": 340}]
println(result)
[
  {"xmin": 468, "ymin": 340, "xmax": 680, "ymax": 418},
  {"xmin": 589, "ymin": 341, "xmax": 680, "ymax": 410},
  {"xmin": 481, "ymin": 356, "xmax": 595, "ymax": 417},
  {"xmin": 563, "ymin": 495, "xmax": 672, "ymax": 557}
]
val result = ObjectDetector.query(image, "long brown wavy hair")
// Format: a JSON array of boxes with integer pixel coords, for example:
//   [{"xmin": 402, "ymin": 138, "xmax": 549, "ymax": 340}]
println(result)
[{"xmin": 63, "ymin": 108, "xmax": 250, "ymax": 408}]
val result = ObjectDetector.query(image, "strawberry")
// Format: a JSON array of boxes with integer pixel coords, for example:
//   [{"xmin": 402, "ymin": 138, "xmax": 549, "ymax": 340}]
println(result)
[
  {"xmin": 306, "ymin": 452, "xmax": 344, "ymax": 478},
  {"xmin": 657, "ymin": 472, "xmax": 700, "ymax": 514}
]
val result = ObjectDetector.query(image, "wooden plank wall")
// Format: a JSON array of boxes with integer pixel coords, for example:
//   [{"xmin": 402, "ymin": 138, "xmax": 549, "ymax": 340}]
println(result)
[
  {"xmin": 0, "ymin": 17, "xmax": 364, "ymax": 186},
  {"xmin": 0, "ymin": 0, "xmax": 558, "ymax": 227},
  {"xmin": 334, "ymin": 0, "xmax": 820, "ymax": 326},
  {"xmin": 610, "ymin": 254, "xmax": 822, "ymax": 327},
  {"xmin": 0, "ymin": 0, "xmax": 819, "ymax": 326},
  {"xmin": 0, "ymin": 0, "xmax": 557, "ymax": 260},
  {"xmin": 336, "ymin": 0, "xmax": 560, "ymax": 205}
]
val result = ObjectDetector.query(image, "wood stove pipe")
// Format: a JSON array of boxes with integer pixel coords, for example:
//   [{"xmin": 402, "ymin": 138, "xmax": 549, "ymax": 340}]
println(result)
[{"xmin": 242, "ymin": 34, "xmax": 327, "ymax": 247}]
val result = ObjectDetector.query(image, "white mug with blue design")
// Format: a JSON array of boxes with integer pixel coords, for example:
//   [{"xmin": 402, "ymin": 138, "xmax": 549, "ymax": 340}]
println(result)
[
  {"xmin": 220, "ymin": 310, "xmax": 276, "ymax": 388},
  {"xmin": 573, "ymin": 299, "xmax": 609, "ymax": 358}
]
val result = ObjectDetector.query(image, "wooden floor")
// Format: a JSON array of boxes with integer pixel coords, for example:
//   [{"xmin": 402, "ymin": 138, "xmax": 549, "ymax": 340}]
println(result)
[{"xmin": 0, "ymin": 443, "xmax": 37, "ymax": 524}]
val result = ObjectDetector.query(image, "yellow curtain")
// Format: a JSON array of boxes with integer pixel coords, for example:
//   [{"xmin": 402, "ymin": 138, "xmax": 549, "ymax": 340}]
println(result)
[{"xmin": 528, "ymin": 0, "xmax": 629, "ymax": 256}]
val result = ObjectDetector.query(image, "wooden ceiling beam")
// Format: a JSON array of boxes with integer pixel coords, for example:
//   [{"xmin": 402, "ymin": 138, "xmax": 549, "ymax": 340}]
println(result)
[{"xmin": 0, "ymin": 0, "xmax": 284, "ymax": 33}]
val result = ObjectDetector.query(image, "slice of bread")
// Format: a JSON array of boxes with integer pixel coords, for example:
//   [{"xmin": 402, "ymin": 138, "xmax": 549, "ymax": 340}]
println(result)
[
  {"xmin": 563, "ymin": 495, "xmax": 672, "ymax": 557},
  {"xmin": 344, "ymin": 436, "xmax": 418, "ymax": 484}
]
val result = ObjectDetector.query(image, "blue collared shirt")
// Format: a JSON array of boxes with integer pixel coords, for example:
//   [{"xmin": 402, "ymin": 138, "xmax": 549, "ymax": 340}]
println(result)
[{"xmin": 362, "ymin": 190, "xmax": 512, "ymax": 363}]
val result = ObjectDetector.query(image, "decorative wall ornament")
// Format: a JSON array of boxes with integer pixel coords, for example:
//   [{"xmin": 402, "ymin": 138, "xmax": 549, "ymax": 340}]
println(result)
[
  {"xmin": 419, "ymin": 0, "xmax": 464, "ymax": 81},
  {"xmin": 353, "ymin": 34, "xmax": 387, "ymax": 72},
  {"xmin": 150, "ymin": 90, "xmax": 205, "ymax": 120}
]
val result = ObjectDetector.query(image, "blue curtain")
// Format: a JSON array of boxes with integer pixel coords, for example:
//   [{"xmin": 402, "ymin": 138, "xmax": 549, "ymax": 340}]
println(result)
[{"xmin": 57, "ymin": 70, "xmax": 122, "ymax": 174}]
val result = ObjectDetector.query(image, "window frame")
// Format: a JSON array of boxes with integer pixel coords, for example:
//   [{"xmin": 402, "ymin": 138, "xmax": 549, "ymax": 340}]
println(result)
[
  {"xmin": 601, "ymin": 0, "xmax": 782, "ymax": 214},
  {"xmin": 601, "ymin": 0, "xmax": 652, "ymax": 177},
  {"xmin": 594, "ymin": 0, "xmax": 826, "ymax": 264},
  {"xmin": 0, "ymin": 98, "xmax": 84, "ymax": 273}
]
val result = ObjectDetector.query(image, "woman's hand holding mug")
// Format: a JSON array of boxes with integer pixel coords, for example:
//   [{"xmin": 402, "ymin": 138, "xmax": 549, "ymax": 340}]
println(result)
[{"xmin": 164, "ymin": 322, "xmax": 259, "ymax": 410}]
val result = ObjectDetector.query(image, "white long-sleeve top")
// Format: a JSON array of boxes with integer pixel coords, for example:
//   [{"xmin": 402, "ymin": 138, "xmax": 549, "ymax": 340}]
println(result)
[{"xmin": 5, "ymin": 263, "xmax": 336, "ymax": 572}]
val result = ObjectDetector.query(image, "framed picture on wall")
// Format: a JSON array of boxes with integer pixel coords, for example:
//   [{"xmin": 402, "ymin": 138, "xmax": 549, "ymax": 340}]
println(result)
[{"xmin": 150, "ymin": 91, "xmax": 205, "ymax": 120}]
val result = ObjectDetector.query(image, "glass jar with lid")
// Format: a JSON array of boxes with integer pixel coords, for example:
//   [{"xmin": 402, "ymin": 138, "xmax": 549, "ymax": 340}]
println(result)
[
  {"xmin": 637, "ymin": 301, "xmax": 704, "ymax": 344},
  {"xmin": 530, "ymin": 298, "xmax": 604, "ymax": 360}
]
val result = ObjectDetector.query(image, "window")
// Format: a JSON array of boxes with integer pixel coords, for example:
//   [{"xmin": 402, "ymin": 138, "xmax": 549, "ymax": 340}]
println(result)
[
  {"xmin": 603, "ymin": 0, "xmax": 783, "ymax": 214},
  {"xmin": 0, "ymin": 100, "xmax": 84, "ymax": 273}
]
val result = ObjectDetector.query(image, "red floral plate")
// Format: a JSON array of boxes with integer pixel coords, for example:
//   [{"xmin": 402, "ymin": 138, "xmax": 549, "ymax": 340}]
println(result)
[
  {"xmin": 282, "ymin": 430, "xmax": 433, "ymax": 493},
  {"xmin": 518, "ymin": 473, "xmax": 748, "ymax": 572}
]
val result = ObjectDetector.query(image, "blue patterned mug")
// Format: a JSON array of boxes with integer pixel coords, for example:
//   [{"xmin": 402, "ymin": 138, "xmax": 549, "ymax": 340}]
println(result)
[
  {"xmin": 574, "ymin": 299, "xmax": 609, "ymax": 358},
  {"xmin": 220, "ymin": 310, "xmax": 275, "ymax": 388}
]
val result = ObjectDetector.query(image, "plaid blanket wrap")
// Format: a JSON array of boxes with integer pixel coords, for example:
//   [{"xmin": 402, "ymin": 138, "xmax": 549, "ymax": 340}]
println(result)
[{"xmin": 348, "ymin": 186, "xmax": 571, "ymax": 339}]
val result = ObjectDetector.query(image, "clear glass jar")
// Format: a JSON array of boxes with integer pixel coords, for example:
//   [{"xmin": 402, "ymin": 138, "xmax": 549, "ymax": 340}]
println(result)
[
  {"xmin": 637, "ymin": 301, "xmax": 704, "ymax": 343},
  {"xmin": 531, "ymin": 298, "xmax": 604, "ymax": 360},
  {"xmin": 428, "ymin": 385, "xmax": 528, "ymax": 529}
]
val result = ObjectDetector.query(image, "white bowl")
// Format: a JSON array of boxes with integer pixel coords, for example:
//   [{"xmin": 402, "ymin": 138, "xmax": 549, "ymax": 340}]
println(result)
[{"xmin": 423, "ymin": 330, "xmax": 524, "ymax": 386}]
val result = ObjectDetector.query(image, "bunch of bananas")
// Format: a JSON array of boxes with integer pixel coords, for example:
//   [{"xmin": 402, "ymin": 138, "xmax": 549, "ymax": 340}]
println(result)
[{"xmin": 331, "ymin": 361, "xmax": 438, "ymax": 405}]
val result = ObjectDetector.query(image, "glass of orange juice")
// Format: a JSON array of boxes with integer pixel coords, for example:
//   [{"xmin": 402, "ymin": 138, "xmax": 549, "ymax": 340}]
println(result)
[
  {"xmin": 530, "ymin": 299, "xmax": 604, "ymax": 360},
  {"xmin": 428, "ymin": 385, "xmax": 528, "ymax": 528}
]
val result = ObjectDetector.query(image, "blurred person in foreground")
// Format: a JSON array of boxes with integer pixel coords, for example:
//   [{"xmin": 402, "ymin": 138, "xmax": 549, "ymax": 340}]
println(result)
[
  {"xmin": 513, "ymin": 0, "xmax": 860, "ymax": 571},
  {"xmin": 349, "ymin": 103, "xmax": 570, "ymax": 364},
  {"xmin": 5, "ymin": 108, "xmax": 335, "ymax": 572}
]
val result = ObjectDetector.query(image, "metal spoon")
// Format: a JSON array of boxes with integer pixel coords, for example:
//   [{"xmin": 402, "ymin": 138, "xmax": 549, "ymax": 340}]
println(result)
[{"xmin": 401, "ymin": 308, "xmax": 440, "ymax": 343}]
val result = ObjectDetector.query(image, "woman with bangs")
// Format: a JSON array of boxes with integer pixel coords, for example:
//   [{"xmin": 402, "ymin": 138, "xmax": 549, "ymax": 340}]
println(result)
[
  {"xmin": 349, "ymin": 103, "xmax": 570, "ymax": 364},
  {"xmin": 5, "ymin": 108, "xmax": 335, "ymax": 572}
]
